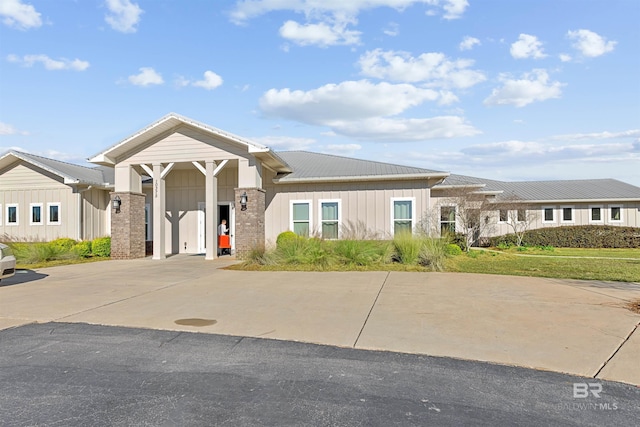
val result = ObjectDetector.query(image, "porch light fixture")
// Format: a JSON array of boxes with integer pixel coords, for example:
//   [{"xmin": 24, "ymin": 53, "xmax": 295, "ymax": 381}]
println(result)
[
  {"xmin": 112, "ymin": 195, "xmax": 122, "ymax": 213},
  {"xmin": 240, "ymin": 192, "xmax": 248, "ymax": 211}
]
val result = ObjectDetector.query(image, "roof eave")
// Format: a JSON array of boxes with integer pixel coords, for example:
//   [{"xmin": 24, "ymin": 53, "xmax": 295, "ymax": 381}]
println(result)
[
  {"xmin": 496, "ymin": 197, "xmax": 640, "ymax": 204},
  {"xmin": 273, "ymin": 172, "xmax": 449, "ymax": 184}
]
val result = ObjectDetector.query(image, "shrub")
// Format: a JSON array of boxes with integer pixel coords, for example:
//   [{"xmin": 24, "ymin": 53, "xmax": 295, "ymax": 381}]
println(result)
[
  {"xmin": 445, "ymin": 243, "xmax": 462, "ymax": 256},
  {"xmin": 276, "ymin": 231, "xmax": 298, "ymax": 248},
  {"xmin": 490, "ymin": 225, "xmax": 640, "ymax": 248},
  {"xmin": 50, "ymin": 238, "xmax": 77, "ymax": 252},
  {"xmin": 11, "ymin": 242, "xmax": 76, "ymax": 264},
  {"xmin": 73, "ymin": 241, "xmax": 92, "ymax": 258},
  {"xmin": 91, "ymin": 237, "xmax": 111, "ymax": 257},
  {"xmin": 393, "ymin": 233, "xmax": 422, "ymax": 265},
  {"xmin": 334, "ymin": 239, "xmax": 388, "ymax": 266},
  {"xmin": 420, "ymin": 238, "xmax": 449, "ymax": 271}
]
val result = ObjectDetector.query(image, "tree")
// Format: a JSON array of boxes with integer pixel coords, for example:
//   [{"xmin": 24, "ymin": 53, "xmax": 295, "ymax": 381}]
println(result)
[
  {"xmin": 493, "ymin": 194, "xmax": 538, "ymax": 246},
  {"xmin": 421, "ymin": 186, "xmax": 495, "ymax": 251}
]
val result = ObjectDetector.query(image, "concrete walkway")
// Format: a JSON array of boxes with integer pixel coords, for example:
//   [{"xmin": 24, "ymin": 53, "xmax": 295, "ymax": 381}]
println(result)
[{"xmin": 1, "ymin": 256, "xmax": 639, "ymax": 385}]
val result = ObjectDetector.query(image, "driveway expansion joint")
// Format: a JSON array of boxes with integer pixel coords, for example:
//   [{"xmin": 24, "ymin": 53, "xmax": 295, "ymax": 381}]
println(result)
[
  {"xmin": 353, "ymin": 271, "xmax": 389, "ymax": 348},
  {"xmin": 594, "ymin": 319, "xmax": 640, "ymax": 379}
]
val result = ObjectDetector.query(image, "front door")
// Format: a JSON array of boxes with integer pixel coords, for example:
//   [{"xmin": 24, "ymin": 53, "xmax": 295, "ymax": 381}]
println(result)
[{"xmin": 218, "ymin": 203, "xmax": 235, "ymax": 254}]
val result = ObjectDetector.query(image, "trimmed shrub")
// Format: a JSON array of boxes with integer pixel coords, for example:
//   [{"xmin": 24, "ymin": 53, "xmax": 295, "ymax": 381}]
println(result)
[
  {"xmin": 276, "ymin": 231, "xmax": 298, "ymax": 248},
  {"xmin": 445, "ymin": 243, "xmax": 463, "ymax": 256},
  {"xmin": 92, "ymin": 237, "xmax": 111, "ymax": 257},
  {"xmin": 50, "ymin": 238, "xmax": 77, "ymax": 252},
  {"xmin": 73, "ymin": 241, "xmax": 92, "ymax": 258},
  {"xmin": 490, "ymin": 225, "xmax": 640, "ymax": 248}
]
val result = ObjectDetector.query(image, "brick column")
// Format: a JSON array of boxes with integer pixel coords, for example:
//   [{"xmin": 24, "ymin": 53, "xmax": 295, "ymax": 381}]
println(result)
[
  {"xmin": 110, "ymin": 191, "xmax": 146, "ymax": 260},
  {"xmin": 234, "ymin": 188, "xmax": 265, "ymax": 260}
]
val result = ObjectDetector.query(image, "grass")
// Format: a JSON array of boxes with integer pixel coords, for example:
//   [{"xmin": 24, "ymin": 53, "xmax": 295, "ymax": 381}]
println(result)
[
  {"xmin": 16, "ymin": 256, "xmax": 107, "ymax": 270},
  {"xmin": 494, "ymin": 246, "xmax": 640, "ymax": 259},
  {"xmin": 445, "ymin": 250, "xmax": 640, "ymax": 282}
]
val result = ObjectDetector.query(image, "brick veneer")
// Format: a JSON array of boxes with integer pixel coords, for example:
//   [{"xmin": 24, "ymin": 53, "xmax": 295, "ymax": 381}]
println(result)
[
  {"xmin": 110, "ymin": 192, "xmax": 146, "ymax": 260},
  {"xmin": 234, "ymin": 188, "xmax": 265, "ymax": 260}
]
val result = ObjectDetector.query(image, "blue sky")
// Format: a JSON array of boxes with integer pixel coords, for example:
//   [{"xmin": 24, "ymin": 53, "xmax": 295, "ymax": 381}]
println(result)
[{"xmin": 1, "ymin": 0, "xmax": 639, "ymax": 185}]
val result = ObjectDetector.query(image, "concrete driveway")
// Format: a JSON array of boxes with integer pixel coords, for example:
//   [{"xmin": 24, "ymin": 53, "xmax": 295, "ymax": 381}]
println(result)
[{"xmin": 1, "ymin": 256, "xmax": 639, "ymax": 385}]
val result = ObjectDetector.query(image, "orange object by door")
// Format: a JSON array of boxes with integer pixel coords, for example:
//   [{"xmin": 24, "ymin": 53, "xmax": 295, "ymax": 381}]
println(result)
[{"xmin": 218, "ymin": 235, "xmax": 230, "ymax": 249}]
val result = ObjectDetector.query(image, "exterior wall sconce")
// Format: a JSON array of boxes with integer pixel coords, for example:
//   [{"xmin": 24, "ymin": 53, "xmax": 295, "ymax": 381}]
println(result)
[
  {"xmin": 240, "ymin": 192, "xmax": 248, "ymax": 211},
  {"xmin": 112, "ymin": 195, "xmax": 122, "ymax": 213}
]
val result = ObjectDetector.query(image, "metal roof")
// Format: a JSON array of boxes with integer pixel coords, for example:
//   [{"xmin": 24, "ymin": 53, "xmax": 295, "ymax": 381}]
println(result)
[
  {"xmin": 274, "ymin": 151, "xmax": 449, "ymax": 183},
  {"xmin": 0, "ymin": 150, "xmax": 113, "ymax": 187},
  {"xmin": 88, "ymin": 112, "xmax": 292, "ymax": 173},
  {"xmin": 434, "ymin": 174, "xmax": 640, "ymax": 202}
]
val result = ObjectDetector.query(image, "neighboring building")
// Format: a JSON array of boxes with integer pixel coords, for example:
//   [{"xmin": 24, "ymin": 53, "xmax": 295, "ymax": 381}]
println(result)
[{"xmin": 1, "ymin": 113, "xmax": 638, "ymax": 259}]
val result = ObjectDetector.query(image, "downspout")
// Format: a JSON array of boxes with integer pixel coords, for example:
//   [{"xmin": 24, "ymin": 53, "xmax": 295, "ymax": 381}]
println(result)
[{"xmin": 77, "ymin": 186, "xmax": 93, "ymax": 241}]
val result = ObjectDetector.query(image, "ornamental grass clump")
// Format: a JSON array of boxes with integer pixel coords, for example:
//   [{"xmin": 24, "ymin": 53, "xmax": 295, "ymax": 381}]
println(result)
[
  {"xmin": 393, "ymin": 232, "xmax": 422, "ymax": 265},
  {"xmin": 333, "ymin": 239, "xmax": 388, "ymax": 266}
]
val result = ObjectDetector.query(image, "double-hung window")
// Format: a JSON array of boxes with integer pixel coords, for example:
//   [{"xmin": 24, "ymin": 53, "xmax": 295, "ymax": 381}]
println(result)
[
  {"xmin": 30, "ymin": 203, "xmax": 43, "ymax": 225},
  {"xmin": 590, "ymin": 205, "xmax": 603, "ymax": 223},
  {"xmin": 498, "ymin": 209, "xmax": 508, "ymax": 223},
  {"xmin": 47, "ymin": 203, "xmax": 61, "ymax": 225},
  {"xmin": 291, "ymin": 201, "xmax": 311, "ymax": 237},
  {"xmin": 440, "ymin": 206, "xmax": 456, "ymax": 235},
  {"xmin": 6, "ymin": 204, "xmax": 18, "ymax": 226},
  {"xmin": 542, "ymin": 207, "xmax": 554, "ymax": 223},
  {"xmin": 319, "ymin": 200, "xmax": 340, "ymax": 239},
  {"xmin": 392, "ymin": 198, "xmax": 414, "ymax": 235},
  {"xmin": 609, "ymin": 205, "xmax": 622, "ymax": 222},
  {"xmin": 561, "ymin": 206, "xmax": 574, "ymax": 223}
]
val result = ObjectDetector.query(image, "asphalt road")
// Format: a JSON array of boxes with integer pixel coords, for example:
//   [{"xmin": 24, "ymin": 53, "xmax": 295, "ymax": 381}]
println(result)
[{"xmin": 1, "ymin": 323, "xmax": 638, "ymax": 426}]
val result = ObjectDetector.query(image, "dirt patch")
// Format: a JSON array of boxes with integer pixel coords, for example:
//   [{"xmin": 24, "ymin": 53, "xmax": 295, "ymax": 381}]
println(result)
[
  {"xmin": 174, "ymin": 318, "xmax": 217, "ymax": 327},
  {"xmin": 626, "ymin": 299, "xmax": 640, "ymax": 315}
]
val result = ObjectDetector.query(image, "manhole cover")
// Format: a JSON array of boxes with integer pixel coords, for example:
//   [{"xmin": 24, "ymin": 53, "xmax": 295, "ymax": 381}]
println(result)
[{"xmin": 174, "ymin": 318, "xmax": 217, "ymax": 327}]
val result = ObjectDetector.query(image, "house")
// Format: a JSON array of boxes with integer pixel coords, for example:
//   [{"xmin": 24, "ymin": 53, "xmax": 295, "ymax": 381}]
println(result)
[{"xmin": 1, "ymin": 113, "xmax": 638, "ymax": 259}]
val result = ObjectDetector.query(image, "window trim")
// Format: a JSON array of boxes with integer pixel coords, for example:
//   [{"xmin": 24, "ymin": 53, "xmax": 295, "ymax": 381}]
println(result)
[
  {"xmin": 589, "ymin": 205, "xmax": 603, "ymax": 223},
  {"xmin": 542, "ymin": 206, "xmax": 555, "ymax": 223},
  {"xmin": 47, "ymin": 203, "xmax": 61, "ymax": 225},
  {"xmin": 560, "ymin": 205, "xmax": 574, "ymax": 224},
  {"xmin": 6, "ymin": 203, "xmax": 18, "ymax": 226},
  {"xmin": 439, "ymin": 204, "xmax": 457, "ymax": 235},
  {"xmin": 608, "ymin": 205, "xmax": 623, "ymax": 223},
  {"xmin": 30, "ymin": 203, "xmax": 44, "ymax": 225},
  {"xmin": 318, "ymin": 199, "xmax": 341, "ymax": 240},
  {"xmin": 290, "ymin": 200, "xmax": 312, "ymax": 237},
  {"xmin": 391, "ymin": 197, "xmax": 416, "ymax": 236}
]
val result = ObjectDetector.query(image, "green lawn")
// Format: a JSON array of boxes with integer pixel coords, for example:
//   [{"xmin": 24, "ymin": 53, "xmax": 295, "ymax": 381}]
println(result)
[
  {"xmin": 493, "ymin": 247, "xmax": 640, "ymax": 259},
  {"xmin": 445, "ymin": 250, "xmax": 640, "ymax": 282}
]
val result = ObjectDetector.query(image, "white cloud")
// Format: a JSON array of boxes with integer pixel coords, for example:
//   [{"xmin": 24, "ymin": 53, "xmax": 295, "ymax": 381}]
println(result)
[
  {"xmin": 551, "ymin": 129, "xmax": 640, "ymax": 141},
  {"xmin": 0, "ymin": 122, "xmax": 28, "ymax": 135},
  {"xmin": 383, "ymin": 22, "xmax": 399, "ymax": 36},
  {"xmin": 329, "ymin": 116, "xmax": 481, "ymax": 141},
  {"xmin": 250, "ymin": 136, "xmax": 316, "ymax": 150},
  {"xmin": 484, "ymin": 69, "xmax": 564, "ymax": 107},
  {"xmin": 441, "ymin": 0, "xmax": 468, "ymax": 20},
  {"xmin": 567, "ymin": 29, "xmax": 616, "ymax": 58},
  {"xmin": 459, "ymin": 36, "xmax": 480, "ymax": 51},
  {"xmin": 260, "ymin": 80, "xmax": 440, "ymax": 123},
  {"xmin": 510, "ymin": 34, "xmax": 546, "ymax": 59},
  {"xmin": 128, "ymin": 67, "xmax": 163, "ymax": 86},
  {"xmin": 279, "ymin": 19, "xmax": 361, "ymax": 46},
  {"xmin": 322, "ymin": 143, "xmax": 362, "ymax": 155},
  {"xmin": 0, "ymin": 0, "xmax": 41, "ymax": 30},
  {"xmin": 193, "ymin": 71, "xmax": 224, "ymax": 90},
  {"xmin": 105, "ymin": 0, "xmax": 143, "ymax": 33},
  {"xmin": 7, "ymin": 54, "xmax": 90, "ymax": 71},
  {"xmin": 358, "ymin": 49, "xmax": 485, "ymax": 89},
  {"xmin": 559, "ymin": 53, "xmax": 572, "ymax": 62}
]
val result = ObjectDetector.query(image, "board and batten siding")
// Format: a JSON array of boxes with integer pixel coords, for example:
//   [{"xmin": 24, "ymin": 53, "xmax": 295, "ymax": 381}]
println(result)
[
  {"xmin": 144, "ymin": 166, "xmax": 239, "ymax": 254},
  {"xmin": 82, "ymin": 187, "xmax": 110, "ymax": 240},
  {"xmin": 0, "ymin": 162, "xmax": 79, "ymax": 241},
  {"xmin": 121, "ymin": 126, "xmax": 255, "ymax": 165},
  {"xmin": 264, "ymin": 175, "xmax": 431, "ymax": 244}
]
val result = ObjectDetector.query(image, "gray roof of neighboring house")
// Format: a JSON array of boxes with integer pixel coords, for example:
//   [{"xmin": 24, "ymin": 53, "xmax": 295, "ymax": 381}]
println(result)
[
  {"xmin": 274, "ymin": 151, "xmax": 449, "ymax": 183},
  {"xmin": 0, "ymin": 150, "xmax": 114, "ymax": 186},
  {"xmin": 435, "ymin": 174, "xmax": 640, "ymax": 202}
]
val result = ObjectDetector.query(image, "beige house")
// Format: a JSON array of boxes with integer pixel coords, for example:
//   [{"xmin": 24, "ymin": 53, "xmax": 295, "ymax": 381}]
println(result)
[{"xmin": 1, "ymin": 113, "xmax": 639, "ymax": 258}]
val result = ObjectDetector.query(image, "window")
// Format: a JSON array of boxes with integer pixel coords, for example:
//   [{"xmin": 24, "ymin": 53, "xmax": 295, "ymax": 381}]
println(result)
[
  {"xmin": 589, "ymin": 206, "xmax": 603, "ymax": 223},
  {"xmin": 499, "ymin": 209, "xmax": 508, "ymax": 222},
  {"xmin": 291, "ymin": 201, "xmax": 311, "ymax": 237},
  {"xmin": 319, "ymin": 200, "xmax": 340, "ymax": 239},
  {"xmin": 542, "ymin": 207, "xmax": 554, "ymax": 223},
  {"xmin": 440, "ymin": 206, "xmax": 456, "ymax": 235},
  {"xmin": 609, "ymin": 205, "xmax": 622, "ymax": 222},
  {"xmin": 145, "ymin": 204, "xmax": 151, "ymax": 240},
  {"xmin": 561, "ymin": 206, "xmax": 574, "ymax": 223},
  {"xmin": 392, "ymin": 198, "xmax": 415, "ymax": 235},
  {"xmin": 517, "ymin": 209, "xmax": 526, "ymax": 222},
  {"xmin": 30, "ymin": 203, "xmax": 43, "ymax": 225},
  {"xmin": 6, "ymin": 204, "xmax": 18, "ymax": 225},
  {"xmin": 47, "ymin": 203, "xmax": 61, "ymax": 225}
]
